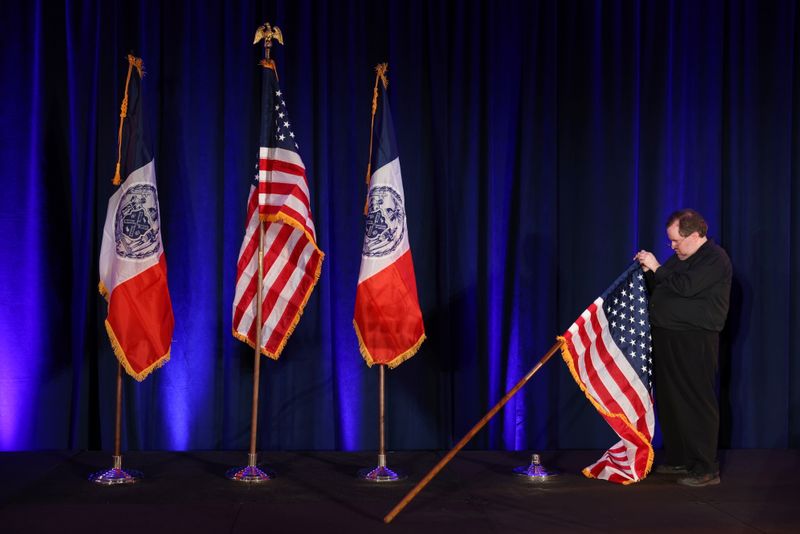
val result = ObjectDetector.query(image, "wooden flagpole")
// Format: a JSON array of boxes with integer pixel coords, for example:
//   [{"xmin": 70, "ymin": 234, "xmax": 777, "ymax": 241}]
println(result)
[
  {"xmin": 247, "ymin": 220, "xmax": 266, "ymax": 467},
  {"xmin": 383, "ymin": 339, "xmax": 564, "ymax": 523}
]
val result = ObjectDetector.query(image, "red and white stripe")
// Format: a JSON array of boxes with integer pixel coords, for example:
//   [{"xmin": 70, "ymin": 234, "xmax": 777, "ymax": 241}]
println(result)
[
  {"xmin": 233, "ymin": 147, "xmax": 323, "ymax": 358},
  {"xmin": 562, "ymin": 298, "xmax": 655, "ymax": 484}
]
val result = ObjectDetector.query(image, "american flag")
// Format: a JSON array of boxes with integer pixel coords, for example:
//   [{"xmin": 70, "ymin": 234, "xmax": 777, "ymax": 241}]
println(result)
[
  {"xmin": 232, "ymin": 60, "xmax": 323, "ymax": 358},
  {"xmin": 558, "ymin": 262, "xmax": 655, "ymax": 484}
]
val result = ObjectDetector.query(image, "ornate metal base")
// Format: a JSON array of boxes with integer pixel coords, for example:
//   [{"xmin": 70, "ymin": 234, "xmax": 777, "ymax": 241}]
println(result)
[
  {"xmin": 225, "ymin": 465, "xmax": 274, "ymax": 483},
  {"xmin": 358, "ymin": 465, "xmax": 406, "ymax": 482},
  {"xmin": 226, "ymin": 454, "xmax": 274, "ymax": 483},
  {"xmin": 89, "ymin": 456, "xmax": 142, "ymax": 485},
  {"xmin": 513, "ymin": 453, "xmax": 558, "ymax": 479}
]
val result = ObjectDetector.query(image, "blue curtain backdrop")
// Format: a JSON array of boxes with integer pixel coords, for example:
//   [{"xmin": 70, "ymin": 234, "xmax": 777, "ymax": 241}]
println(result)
[{"xmin": 0, "ymin": 0, "xmax": 798, "ymax": 452}]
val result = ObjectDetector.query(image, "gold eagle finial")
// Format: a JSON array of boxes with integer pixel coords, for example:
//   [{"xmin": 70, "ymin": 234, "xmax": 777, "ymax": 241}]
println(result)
[{"xmin": 253, "ymin": 22, "xmax": 284, "ymax": 47}]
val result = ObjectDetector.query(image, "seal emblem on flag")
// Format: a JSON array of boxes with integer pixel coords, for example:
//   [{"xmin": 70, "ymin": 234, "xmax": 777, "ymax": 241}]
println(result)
[
  {"xmin": 115, "ymin": 183, "xmax": 162, "ymax": 259},
  {"xmin": 363, "ymin": 185, "xmax": 405, "ymax": 257}
]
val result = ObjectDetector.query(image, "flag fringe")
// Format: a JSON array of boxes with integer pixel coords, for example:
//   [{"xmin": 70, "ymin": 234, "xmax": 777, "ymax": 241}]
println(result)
[
  {"xmin": 259, "ymin": 212, "xmax": 324, "ymax": 258},
  {"xmin": 104, "ymin": 319, "xmax": 170, "ymax": 382},
  {"xmin": 232, "ymin": 245, "xmax": 323, "ymax": 359},
  {"xmin": 232, "ymin": 330, "xmax": 279, "ymax": 360},
  {"xmin": 98, "ymin": 281, "xmax": 110, "ymax": 301},
  {"xmin": 353, "ymin": 320, "xmax": 426, "ymax": 369},
  {"xmin": 557, "ymin": 336, "xmax": 654, "ymax": 482}
]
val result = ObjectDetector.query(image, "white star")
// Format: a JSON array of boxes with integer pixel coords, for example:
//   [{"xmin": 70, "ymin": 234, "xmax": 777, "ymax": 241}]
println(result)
[
  {"xmin": 620, "ymin": 312, "xmax": 627, "ymax": 320},
  {"xmin": 611, "ymin": 321, "xmax": 617, "ymax": 328},
  {"xmin": 640, "ymin": 353, "xmax": 647, "ymax": 360},
  {"xmin": 622, "ymin": 290, "xmax": 628, "ymax": 297},
  {"xmin": 611, "ymin": 309, "xmax": 618, "ymax": 316},
  {"xmin": 637, "ymin": 273, "xmax": 643, "ymax": 280},
  {"xmin": 279, "ymin": 112, "xmax": 285, "ymax": 118},
  {"xmin": 278, "ymin": 134, "xmax": 286, "ymax": 141},
  {"xmin": 614, "ymin": 297, "xmax": 619, "ymax": 305},
  {"xmin": 629, "ymin": 315, "xmax": 636, "ymax": 323},
  {"xmin": 283, "ymin": 121, "xmax": 290, "ymax": 128},
  {"xmin": 638, "ymin": 307, "xmax": 646, "ymax": 315},
  {"xmin": 641, "ymin": 365, "xmax": 647, "ymax": 372},
  {"xmin": 639, "ymin": 319, "xmax": 645, "ymax": 326},
  {"xmin": 629, "ymin": 282, "xmax": 634, "ymax": 288},
  {"xmin": 275, "ymin": 105, "xmax": 280, "ymax": 110},
  {"xmin": 276, "ymin": 90, "xmax": 282, "ymax": 96},
  {"xmin": 640, "ymin": 341, "xmax": 646, "ymax": 348},
  {"xmin": 621, "ymin": 337, "xmax": 627, "ymax": 344},
  {"xmin": 638, "ymin": 296, "xmax": 645, "ymax": 303},
  {"xmin": 289, "ymin": 131, "xmax": 295, "ymax": 138}
]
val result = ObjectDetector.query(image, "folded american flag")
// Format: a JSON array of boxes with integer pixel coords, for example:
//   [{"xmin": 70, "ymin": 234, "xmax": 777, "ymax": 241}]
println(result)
[{"xmin": 558, "ymin": 262, "xmax": 655, "ymax": 484}]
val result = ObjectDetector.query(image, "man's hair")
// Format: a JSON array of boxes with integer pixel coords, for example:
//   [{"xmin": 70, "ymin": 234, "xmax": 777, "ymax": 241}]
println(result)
[{"xmin": 666, "ymin": 209, "xmax": 708, "ymax": 237}]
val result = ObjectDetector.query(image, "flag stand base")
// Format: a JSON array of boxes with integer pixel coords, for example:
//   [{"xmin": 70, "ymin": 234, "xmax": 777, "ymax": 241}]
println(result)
[
  {"xmin": 226, "ymin": 453, "xmax": 274, "ymax": 483},
  {"xmin": 89, "ymin": 455, "xmax": 142, "ymax": 485},
  {"xmin": 358, "ymin": 465, "xmax": 406, "ymax": 483},
  {"xmin": 512, "ymin": 453, "xmax": 558, "ymax": 479}
]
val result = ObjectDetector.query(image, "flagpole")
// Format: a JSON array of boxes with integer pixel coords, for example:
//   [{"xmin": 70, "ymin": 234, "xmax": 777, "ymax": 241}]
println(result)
[
  {"xmin": 383, "ymin": 340, "xmax": 564, "ymax": 523},
  {"xmin": 226, "ymin": 219, "xmax": 273, "ymax": 482},
  {"xmin": 226, "ymin": 22, "xmax": 285, "ymax": 483},
  {"xmin": 247, "ymin": 222, "xmax": 265, "ymax": 468},
  {"xmin": 358, "ymin": 364, "xmax": 405, "ymax": 482},
  {"xmin": 89, "ymin": 362, "xmax": 142, "ymax": 484}
]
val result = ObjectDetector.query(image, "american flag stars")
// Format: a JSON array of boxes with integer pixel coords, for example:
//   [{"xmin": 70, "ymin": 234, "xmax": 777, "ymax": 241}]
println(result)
[
  {"xmin": 602, "ymin": 269, "xmax": 653, "ymax": 387},
  {"xmin": 273, "ymin": 90, "xmax": 299, "ymax": 149}
]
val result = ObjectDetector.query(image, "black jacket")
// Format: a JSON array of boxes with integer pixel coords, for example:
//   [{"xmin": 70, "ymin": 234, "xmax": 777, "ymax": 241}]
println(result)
[{"xmin": 645, "ymin": 239, "xmax": 732, "ymax": 332}]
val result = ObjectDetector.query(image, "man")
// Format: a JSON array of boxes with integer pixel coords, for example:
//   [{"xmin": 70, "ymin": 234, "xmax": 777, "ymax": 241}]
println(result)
[{"xmin": 635, "ymin": 209, "xmax": 732, "ymax": 487}]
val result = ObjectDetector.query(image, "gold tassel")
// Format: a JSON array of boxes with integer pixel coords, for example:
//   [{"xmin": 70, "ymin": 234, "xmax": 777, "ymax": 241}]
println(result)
[
  {"xmin": 112, "ymin": 55, "xmax": 144, "ymax": 186},
  {"xmin": 363, "ymin": 63, "xmax": 389, "ymax": 215}
]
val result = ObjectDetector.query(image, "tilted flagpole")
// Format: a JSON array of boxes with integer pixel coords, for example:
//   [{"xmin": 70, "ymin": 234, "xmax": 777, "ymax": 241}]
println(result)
[{"xmin": 383, "ymin": 340, "xmax": 564, "ymax": 523}]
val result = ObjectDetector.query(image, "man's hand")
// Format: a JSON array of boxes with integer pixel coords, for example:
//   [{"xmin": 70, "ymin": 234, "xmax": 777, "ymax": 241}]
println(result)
[{"xmin": 634, "ymin": 250, "xmax": 660, "ymax": 272}]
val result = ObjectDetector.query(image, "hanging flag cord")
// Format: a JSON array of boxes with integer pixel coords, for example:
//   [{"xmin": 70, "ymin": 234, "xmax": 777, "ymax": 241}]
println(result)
[
  {"xmin": 112, "ymin": 55, "xmax": 143, "ymax": 186},
  {"xmin": 363, "ymin": 63, "xmax": 389, "ymax": 215},
  {"xmin": 383, "ymin": 339, "xmax": 564, "ymax": 523}
]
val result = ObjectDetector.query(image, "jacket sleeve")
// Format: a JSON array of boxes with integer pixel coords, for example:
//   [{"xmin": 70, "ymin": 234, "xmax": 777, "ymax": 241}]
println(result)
[{"xmin": 653, "ymin": 250, "xmax": 730, "ymax": 298}]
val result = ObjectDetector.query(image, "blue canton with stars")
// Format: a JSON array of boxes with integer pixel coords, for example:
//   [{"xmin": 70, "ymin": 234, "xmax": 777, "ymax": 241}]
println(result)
[
  {"xmin": 269, "ymin": 86, "xmax": 299, "ymax": 151},
  {"xmin": 600, "ymin": 263, "xmax": 653, "ymax": 389},
  {"xmin": 254, "ymin": 65, "xmax": 301, "ymax": 182}
]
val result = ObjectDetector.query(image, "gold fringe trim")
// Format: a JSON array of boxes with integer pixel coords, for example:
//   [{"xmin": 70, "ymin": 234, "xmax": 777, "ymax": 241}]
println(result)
[
  {"xmin": 98, "ymin": 281, "xmax": 110, "ymax": 302},
  {"xmin": 104, "ymin": 319, "xmax": 170, "ymax": 382},
  {"xmin": 259, "ymin": 212, "xmax": 325, "ymax": 258},
  {"xmin": 557, "ymin": 336, "xmax": 654, "ymax": 483},
  {"xmin": 231, "ymin": 242, "xmax": 323, "ymax": 359},
  {"xmin": 353, "ymin": 320, "xmax": 426, "ymax": 369}
]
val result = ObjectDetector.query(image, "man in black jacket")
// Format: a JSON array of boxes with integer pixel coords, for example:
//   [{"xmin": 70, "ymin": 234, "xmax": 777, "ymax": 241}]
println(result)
[{"xmin": 635, "ymin": 209, "xmax": 732, "ymax": 487}]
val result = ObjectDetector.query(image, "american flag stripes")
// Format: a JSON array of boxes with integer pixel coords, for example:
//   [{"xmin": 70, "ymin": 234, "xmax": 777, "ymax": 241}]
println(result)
[
  {"xmin": 232, "ymin": 60, "xmax": 323, "ymax": 359},
  {"xmin": 558, "ymin": 262, "xmax": 655, "ymax": 484}
]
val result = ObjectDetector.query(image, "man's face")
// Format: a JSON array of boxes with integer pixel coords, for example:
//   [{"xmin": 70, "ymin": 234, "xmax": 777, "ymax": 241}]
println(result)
[{"xmin": 667, "ymin": 222, "xmax": 697, "ymax": 260}]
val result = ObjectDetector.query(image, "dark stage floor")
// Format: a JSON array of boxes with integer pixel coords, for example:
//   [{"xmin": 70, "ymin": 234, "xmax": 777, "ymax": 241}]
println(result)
[{"xmin": 0, "ymin": 449, "xmax": 798, "ymax": 533}]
